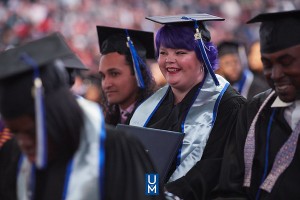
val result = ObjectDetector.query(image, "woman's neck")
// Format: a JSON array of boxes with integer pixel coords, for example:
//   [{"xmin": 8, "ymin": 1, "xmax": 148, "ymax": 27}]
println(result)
[{"xmin": 171, "ymin": 81, "xmax": 202, "ymax": 105}]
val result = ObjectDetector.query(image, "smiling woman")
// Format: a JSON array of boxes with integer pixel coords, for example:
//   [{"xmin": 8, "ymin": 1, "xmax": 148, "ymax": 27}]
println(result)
[{"xmin": 129, "ymin": 13, "xmax": 246, "ymax": 199}]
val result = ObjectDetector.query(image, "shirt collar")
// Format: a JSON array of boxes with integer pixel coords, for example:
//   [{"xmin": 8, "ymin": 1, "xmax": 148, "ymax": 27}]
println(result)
[
  {"xmin": 120, "ymin": 102, "xmax": 136, "ymax": 115},
  {"xmin": 271, "ymin": 96, "xmax": 293, "ymax": 108}
]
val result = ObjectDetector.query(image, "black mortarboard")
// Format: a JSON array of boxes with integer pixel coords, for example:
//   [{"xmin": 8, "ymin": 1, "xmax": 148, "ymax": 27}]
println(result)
[
  {"xmin": 247, "ymin": 10, "xmax": 300, "ymax": 53},
  {"xmin": 0, "ymin": 32, "xmax": 85, "ymax": 169},
  {"xmin": 96, "ymin": 26, "xmax": 155, "ymax": 59},
  {"xmin": 146, "ymin": 13, "xmax": 224, "ymax": 42},
  {"xmin": 146, "ymin": 13, "xmax": 225, "ymax": 86},
  {"xmin": 217, "ymin": 41, "xmax": 240, "ymax": 57},
  {"xmin": 0, "ymin": 32, "xmax": 86, "ymax": 80}
]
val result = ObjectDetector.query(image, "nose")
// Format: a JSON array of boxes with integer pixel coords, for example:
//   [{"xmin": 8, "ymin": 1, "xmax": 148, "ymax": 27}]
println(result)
[
  {"xmin": 102, "ymin": 77, "xmax": 112, "ymax": 90},
  {"xmin": 165, "ymin": 55, "xmax": 176, "ymax": 63},
  {"xmin": 271, "ymin": 64, "xmax": 284, "ymax": 81}
]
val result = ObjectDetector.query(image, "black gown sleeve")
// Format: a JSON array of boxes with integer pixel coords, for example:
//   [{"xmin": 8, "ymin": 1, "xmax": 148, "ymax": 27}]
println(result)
[
  {"xmin": 211, "ymin": 90, "xmax": 272, "ymax": 200},
  {"xmin": 165, "ymin": 86, "xmax": 246, "ymax": 200},
  {"xmin": 0, "ymin": 138, "xmax": 20, "ymax": 200},
  {"xmin": 104, "ymin": 125, "xmax": 165, "ymax": 200}
]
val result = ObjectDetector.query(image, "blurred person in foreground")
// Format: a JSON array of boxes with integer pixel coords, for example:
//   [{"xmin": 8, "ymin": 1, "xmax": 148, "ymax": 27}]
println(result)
[
  {"xmin": 0, "ymin": 33, "xmax": 164, "ymax": 200},
  {"xmin": 216, "ymin": 40, "xmax": 269, "ymax": 99},
  {"xmin": 130, "ymin": 13, "xmax": 246, "ymax": 199},
  {"xmin": 213, "ymin": 10, "xmax": 300, "ymax": 200},
  {"xmin": 97, "ymin": 26, "xmax": 156, "ymax": 126}
]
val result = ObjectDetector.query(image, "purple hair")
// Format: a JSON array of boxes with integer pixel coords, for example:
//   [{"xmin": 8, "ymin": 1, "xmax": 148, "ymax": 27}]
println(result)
[{"xmin": 155, "ymin": 25, "xmax": 219, "ymax": 71}]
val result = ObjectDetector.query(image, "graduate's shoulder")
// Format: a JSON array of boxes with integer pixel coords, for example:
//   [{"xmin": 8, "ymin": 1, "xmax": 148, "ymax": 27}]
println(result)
[{"xmin": 219, "ymin": 85, "xmax": 247, "ymax": 111}]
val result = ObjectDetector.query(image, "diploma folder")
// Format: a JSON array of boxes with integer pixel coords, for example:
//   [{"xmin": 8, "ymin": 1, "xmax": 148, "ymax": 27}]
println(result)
[{"xmin": 116, "ymin": 124, "xmax": 184, "ymax": 183}]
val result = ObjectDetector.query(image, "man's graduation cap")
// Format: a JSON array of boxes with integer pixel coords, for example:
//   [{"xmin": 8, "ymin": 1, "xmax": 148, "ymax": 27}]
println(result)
[
  {"xmin": 146, "ymin": 13, "xmax": 225, "ymax": 86},
  {"xmin": 0, "ymin": 32, "xmax": 85, "ymax": 169},
  {"xmin": 247, "ymin": 10, "xmax": 300, "ymax": 53},
  {"xmin": 97, "ymin": 26, "xmax": 155, "ymax": 88}
]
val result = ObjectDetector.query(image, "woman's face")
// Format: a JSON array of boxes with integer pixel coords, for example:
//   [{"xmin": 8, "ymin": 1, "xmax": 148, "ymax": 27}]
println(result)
[
  {"xmin": 4, "ymin": 115, "xmax": 36, "ymax": 163},
  {"xmin": 261, "ymin": 44, "xmax": 300, "ymax": 102},
  {"xmin": 157, "ymin": 46, "xmax": 204, "ymax": 92},
  {"xmin": 99, "ymin": 52, "xmax": 139, "ymax": 109}
]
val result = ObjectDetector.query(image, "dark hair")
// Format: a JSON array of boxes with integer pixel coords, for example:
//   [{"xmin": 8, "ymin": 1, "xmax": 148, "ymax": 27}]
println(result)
[
  {"xmin": 155, "ymin": 24, "xmax": 219, "ymax": 71},
  {"xmin": 100, "ymin": 35, "xmax": 156, "ymax": 125},
  {"xmin": 43, "ymin": 64, "xmax": 83, "ymax": 159}
]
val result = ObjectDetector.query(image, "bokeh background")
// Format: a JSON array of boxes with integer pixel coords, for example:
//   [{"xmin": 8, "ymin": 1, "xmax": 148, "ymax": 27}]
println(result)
[{"xmin": 1, "ymin": 0, "xmax": 299, "ymax": 100}]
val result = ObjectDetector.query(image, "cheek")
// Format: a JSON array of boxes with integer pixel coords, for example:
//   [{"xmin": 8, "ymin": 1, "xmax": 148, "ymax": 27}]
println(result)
[
  {"xmin": 263, "ymin": 70, "xmax": 273, "ymax": 87},
  {"xmin": 157, "ymin": 57, "xmax": 165, "ymax": 68},
  {"xmin": 290, "ymin": 76, "xmax": 300, "ymax": 89},
  {"xmin": 122, "ymin": 76, "xmax": 138, "ymax": 92}
]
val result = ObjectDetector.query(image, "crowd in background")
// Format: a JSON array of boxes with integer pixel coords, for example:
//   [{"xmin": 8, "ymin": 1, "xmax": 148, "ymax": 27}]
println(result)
[{"xmin": 0, "ymin": 0, "xmax": 299, "ymax": 100}]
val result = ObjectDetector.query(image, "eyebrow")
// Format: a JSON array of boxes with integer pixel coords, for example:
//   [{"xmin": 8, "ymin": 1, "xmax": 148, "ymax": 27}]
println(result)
[
  {"xmin": 261, "ymin": 53, "xmax": 293, "ymax": 62},
  {"xmin": 276, "ymin": 54, "xmax": 293, "ymax": 62}
]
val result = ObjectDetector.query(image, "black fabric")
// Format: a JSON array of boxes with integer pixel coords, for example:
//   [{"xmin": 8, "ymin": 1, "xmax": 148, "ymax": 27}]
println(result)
[
  {"xmin": 246, "ymin": 74, "xmax": 270, "ymax": 100},
  {"xmin": 247, "ymin": 10, "xmax": 300, "ymax": 53},
  {"xmin": 213, "ymin": 89, "xmax": 300, "ymax": 200},
  {"xmin": 145, "ymin": 83, "xmax": 246, "ymax": 199},
  {"xmin": 0, "ymin": 126, "xmax": 165, "ymax": 200},
  {"xmin": 145, "ymin": 13, "xmax": 225, "ymax": 43},
  {"xmin": 105, "ymin": 126, "xmax": 165, "ymax": 200},
  {"xmin": 0, "ymin": 32, "xmax": 85, "ymax": 80},
  {"xmin": 0, "ymin": 138, "xmax": 19, "ymax": 200},
  {"xmin": 97, "ymin": 26, "xmax": 155, "ymax": 59}
]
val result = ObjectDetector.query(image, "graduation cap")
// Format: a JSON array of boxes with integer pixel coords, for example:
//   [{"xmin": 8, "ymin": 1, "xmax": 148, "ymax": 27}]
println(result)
[
  {"xmin": 0, "ymin": 32, "xmax": 86, "ymax": 80},
  {"xmin": 97, "ymin": 26, "xmax": 155, "ymax": 88},
  {"xmin": 146, "ymin": 13, "xmax": 225, "ymax": 86},
  {"xmin": 0, "ymin": 32, "xmax": 84, "ymax": 169},
  {"xmin": 247, "ymin": 10, "xmax": 300, "ymax": 53}
]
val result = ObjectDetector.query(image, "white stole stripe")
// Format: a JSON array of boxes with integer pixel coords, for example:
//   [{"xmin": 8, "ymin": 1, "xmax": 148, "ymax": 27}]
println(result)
[
  {"xmin": 17, "ymin": 156, "xmax": 32, "ymax": 200},
  {"xmin": 240, "ymin": 70, "xmax": 254, "ymax": 98},
  {"xmin": 65, "ymin": 98, "xmax": 103, "ymax": 200}
]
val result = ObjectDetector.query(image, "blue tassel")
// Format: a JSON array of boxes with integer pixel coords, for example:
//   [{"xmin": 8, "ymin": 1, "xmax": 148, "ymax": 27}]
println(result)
[
  {"xmin": 125, "ymin": 30, "xmax": 145, "ymax": 89},
  {"xmin": 20, "ymin": 53, "xmax": 47, "ymax": 169},
  {"xmin": 181, "ymin": 16, "xmax": 220, "ymax": 86}
]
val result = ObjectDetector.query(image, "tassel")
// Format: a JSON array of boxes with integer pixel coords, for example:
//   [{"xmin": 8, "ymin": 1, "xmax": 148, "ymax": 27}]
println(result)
[
  {"xmin": 181, "ymin": 16, "xmax": 220, "ymax": 86},
  {"xmin": 20, "ymin": 53, "xmax": 47, "ymax": 169},
  {"xmin": 125, "ymin": 30, "xmax": 145, "ymax": 89}
]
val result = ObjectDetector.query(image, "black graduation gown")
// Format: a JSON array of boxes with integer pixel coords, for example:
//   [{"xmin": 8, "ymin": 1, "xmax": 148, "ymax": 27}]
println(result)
[
  {"xmin": 214, "ymin": 89, "xmax": 300, "ymax": 200},
  {"xmin": 146, "ymin": 83, "xmax": 246, "ymax": 200},
  {"xmin": 0, "ymin": 127, "xmax": 165, "ymax": 200},
  {"xmin": 0, "ymin": 138, "xmax": 20, "ymax": 200}
]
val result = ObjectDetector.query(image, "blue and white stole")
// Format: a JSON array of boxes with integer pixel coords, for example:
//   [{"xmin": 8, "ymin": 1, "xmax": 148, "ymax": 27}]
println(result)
[
  {"xmin": 233, "ymin": 69, "xmax": 254, "ymax": 98},
  {"xmin": 17, "ymin": 97, "xmax": 106, "ymax": 200},
  {"xmin": 130, "ymin": 73, "xmax": 229, "ymax": 182}
]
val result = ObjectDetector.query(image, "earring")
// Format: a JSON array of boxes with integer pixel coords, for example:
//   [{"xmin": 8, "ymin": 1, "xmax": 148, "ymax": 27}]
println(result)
[{"xmin": 200, "ymin": 66, "xmax": 204, "ymax": 72}]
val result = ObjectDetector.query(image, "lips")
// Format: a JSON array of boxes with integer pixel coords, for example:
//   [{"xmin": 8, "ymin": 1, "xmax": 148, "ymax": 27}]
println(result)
[
  {"xmin": 276, "ymin": 85, "xmax": 288, "ymax": 92},
  {"xmin": 274, "ymin": 82, "xmax": 292, "ymax": 93},
  {"xmin": 166, "ymin": 67, "xmax": 180, "ymax": 73},
  {"xmin": 105, "ymin": 91, "xmax": 117, "ymax": 95}
]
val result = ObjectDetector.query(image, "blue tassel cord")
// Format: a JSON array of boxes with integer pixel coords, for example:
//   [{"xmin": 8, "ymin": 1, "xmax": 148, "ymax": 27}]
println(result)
[
  {"xmin": 181, "ymin": 16, "xmax": 220, "ymax": 86},
  {"xmin": 20, "ymin": 53, "xmax": 47, "ymax": 169},
  {"xmin": 125, "ymin": 30, "xmax": 145, "ymax": 89}
]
